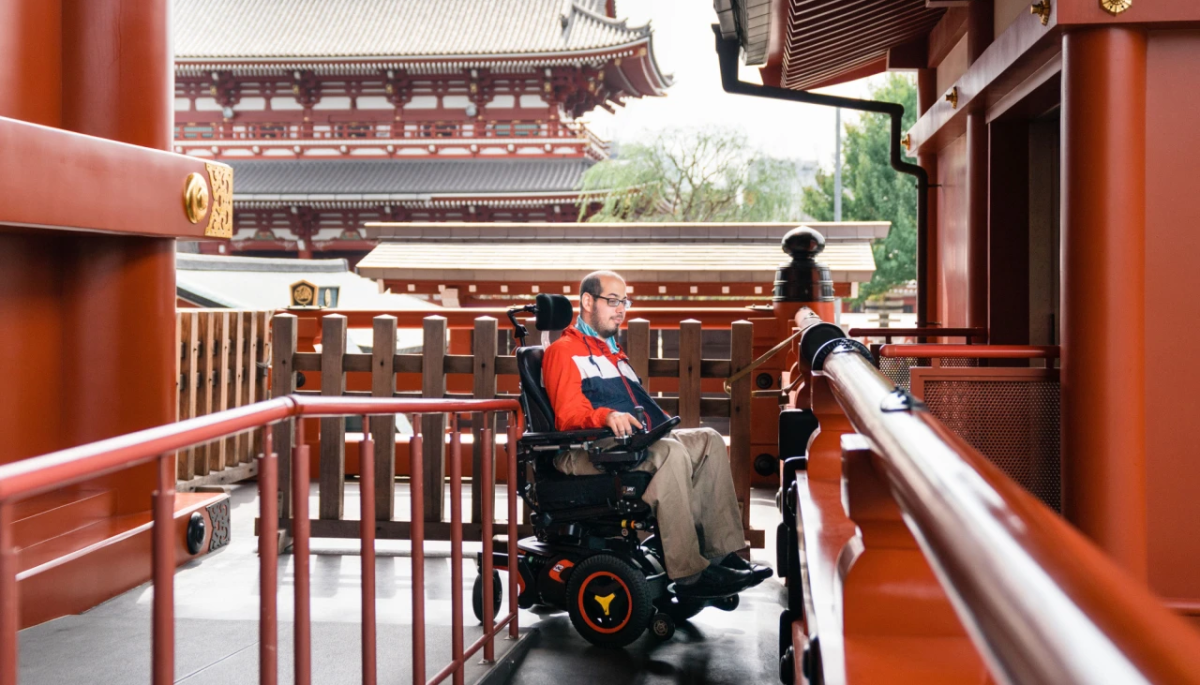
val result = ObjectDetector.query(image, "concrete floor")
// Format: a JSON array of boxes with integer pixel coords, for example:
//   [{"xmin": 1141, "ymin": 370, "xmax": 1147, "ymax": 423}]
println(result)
[
  {"xmin": 511, "ymin": 488, "xmax": 785, "ymax": 685},
  {"xmin": 16, "ymin": 481, "xmax": 785, "ymax": 685}
]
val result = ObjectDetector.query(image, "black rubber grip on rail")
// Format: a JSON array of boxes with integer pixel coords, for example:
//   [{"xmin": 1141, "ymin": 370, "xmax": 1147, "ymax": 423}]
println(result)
[{"xmin": 798, "ymin": 322, "xmax": 846, "ymax": 366}]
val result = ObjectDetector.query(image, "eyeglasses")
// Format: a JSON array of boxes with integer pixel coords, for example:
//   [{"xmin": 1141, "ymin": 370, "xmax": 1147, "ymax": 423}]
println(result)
[{"xmin": 594, "ymin": 295, "xmax": 633, "ymax": 309}]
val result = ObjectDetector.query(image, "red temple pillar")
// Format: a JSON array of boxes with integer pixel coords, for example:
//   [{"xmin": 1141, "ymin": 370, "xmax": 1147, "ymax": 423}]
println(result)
[
  {"xmin": 57, "ymin": 0, "xmax": 177, "ymax": 508},
  {"xmin": 1061, "ymin": 27, "xmax": 1148, "ymax": 579},
  {"xmin": 965, "ymin": 2, "xmax": 991, "ymax": 333}
]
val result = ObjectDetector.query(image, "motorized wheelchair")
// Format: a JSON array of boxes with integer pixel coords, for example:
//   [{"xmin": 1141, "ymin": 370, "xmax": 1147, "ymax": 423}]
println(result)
[{"xmin": 471, "ymin": 293, "xmax": 740, "ymax": 647}]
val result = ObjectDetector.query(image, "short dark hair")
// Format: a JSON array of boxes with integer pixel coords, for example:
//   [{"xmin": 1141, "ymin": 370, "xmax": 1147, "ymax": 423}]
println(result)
[{"xmin": 579, "ymin": 270, "xmax": 623, "ymax": 304}]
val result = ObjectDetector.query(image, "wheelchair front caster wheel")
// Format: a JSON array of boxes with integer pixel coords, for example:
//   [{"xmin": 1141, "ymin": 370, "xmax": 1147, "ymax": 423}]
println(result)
[
  {"xmin": 471, "ymin": 570, "xmax": 503, "ymax": 623},
  {"xmin": 566, "ymin": 554, "xmax": 653, "ymax": 647},
  {"xmin": 650, "ymin": 612, "xmax": 676, "ymax": 640},
  {"xmin": 716, "ymin": 594, "xmax": 739, "ymax": 612}
]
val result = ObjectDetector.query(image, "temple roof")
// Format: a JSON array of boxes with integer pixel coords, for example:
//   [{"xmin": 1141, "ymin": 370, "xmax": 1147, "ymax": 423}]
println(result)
[
  {"xmin": 228, "ymin": 159, "xmax": 594, "ymax": 201},
  {"xmin": 356, "ymin": 240, "xmax": 877, "ymax": 284},
  {"xmin": 175, "ymin": 0, "xmax": 656, "ymax": 61}
]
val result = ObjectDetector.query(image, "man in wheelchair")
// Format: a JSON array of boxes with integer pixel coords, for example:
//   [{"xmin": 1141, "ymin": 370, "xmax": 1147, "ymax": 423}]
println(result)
[
  {"xmin": 542, "ymin": 270, "xmax": 772, "ymax": 598},
  {"xmin": 476, "ymin": 270, "xmax": 773, "ymax": 646}
]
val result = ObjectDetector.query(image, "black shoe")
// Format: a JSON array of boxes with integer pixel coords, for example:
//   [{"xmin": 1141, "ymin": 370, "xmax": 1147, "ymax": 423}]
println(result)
[
  {"xmin": 673, "ymin": 564, "xmax": 754, "ymax": 599},
  {"xmin": 719, "ymin": 553, "xmax": 774, "ymax": 585}
]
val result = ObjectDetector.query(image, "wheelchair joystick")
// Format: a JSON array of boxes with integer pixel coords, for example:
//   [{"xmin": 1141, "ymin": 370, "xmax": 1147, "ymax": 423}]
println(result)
[{"xmin": 633, "ymin": 406, "xmax": 647, "ymax": 434}]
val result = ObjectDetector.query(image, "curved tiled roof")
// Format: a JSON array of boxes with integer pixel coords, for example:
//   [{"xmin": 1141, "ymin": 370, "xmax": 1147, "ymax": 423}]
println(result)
[
  {"xmin": 175, "ymin": 0, "xmax": 653, "ymax": 59},
  {"xmin": 229, "ymin": 158, "xmax": 594, "ymax": 196},
  {"xmin": 356, "ymin": 241, "xmax": 877, "ymax": 283}
]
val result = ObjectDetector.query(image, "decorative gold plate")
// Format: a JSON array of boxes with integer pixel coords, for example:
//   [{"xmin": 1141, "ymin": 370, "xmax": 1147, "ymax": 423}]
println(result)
[{"xmin": 204, "ymin": 162, "xmax": 234, "ymax": 238}]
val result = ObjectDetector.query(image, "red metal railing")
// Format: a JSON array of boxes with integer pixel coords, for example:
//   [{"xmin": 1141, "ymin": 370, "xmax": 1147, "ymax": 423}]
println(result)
[
  {"xmin": 878, "ymin": 344, "xmax": 1060, "ymax": 359},
  {"xmin": 848, "ymin": 326, "xmax": 987, "ymax": 343},
  {"xmin": 0, "ymin": 395, "xmax": 522, "ymax": 685}
]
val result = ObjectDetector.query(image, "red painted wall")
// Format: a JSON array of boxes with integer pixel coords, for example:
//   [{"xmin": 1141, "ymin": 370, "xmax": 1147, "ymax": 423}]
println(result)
[
  {"xmin": 0, "ymin": 232, "xmax": 172, "ymax": 513},
  {"xmin": 1144, "ymin": 29, "xmax": 1200, "ymax": 604},
  {"xmin": 936, "ymin": 135, "xmax": 971, "ymax": 328},
  {"xmin": 0, "ymin": 232, "xmax": 67, "ymax": 462}
]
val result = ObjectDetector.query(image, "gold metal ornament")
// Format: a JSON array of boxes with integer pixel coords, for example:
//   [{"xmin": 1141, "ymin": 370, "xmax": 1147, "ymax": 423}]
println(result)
[
  {"xmin": 290, "ymin": 280, "xmax": 317, "ymax": 308},
  {"xmin": 204, "ymin": 162, "xmax": 234, "ymax": 238},
  {"xmin": 902, "ymin": 133, "xmax": 913, "ymax": 152},
  {"xmin": 1030, "ymin": 0, "xmax": 1051, "ymax": 25},
  {"xmin": 1100, "ymin": 0, "xmax": 1130, "ymax": 14},
  {"xmin": 182, "ymin": 173, "xmax": 209, "ymax": 224},
  {"xmin": 945, "ymin": 87, "xmax": 959, "ymax": 109}
]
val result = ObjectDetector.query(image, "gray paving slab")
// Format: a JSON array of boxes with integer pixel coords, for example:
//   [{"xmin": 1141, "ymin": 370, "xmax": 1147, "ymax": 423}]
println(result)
[
  {"xmin": 17, "ymin": 482, "xmax": 785, "ymax": 685},
  {"xmin": 17, "ymin": 482, "xmax": 528, "ymax": 684},
  {"xmin": 510, "ymin": 489, "xmax": 785, "ymax": 685}
]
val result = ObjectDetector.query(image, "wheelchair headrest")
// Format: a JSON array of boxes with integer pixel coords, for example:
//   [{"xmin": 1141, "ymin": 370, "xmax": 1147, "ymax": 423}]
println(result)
[{"xmin": 535, "ymin": 293, "xmax": 575, "ymax": 332}]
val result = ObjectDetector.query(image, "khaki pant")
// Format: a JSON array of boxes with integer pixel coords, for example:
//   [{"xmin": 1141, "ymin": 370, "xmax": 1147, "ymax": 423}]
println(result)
[{"xmin": 553, "ymin": 427, "xmax": 745, "ymax": 579}]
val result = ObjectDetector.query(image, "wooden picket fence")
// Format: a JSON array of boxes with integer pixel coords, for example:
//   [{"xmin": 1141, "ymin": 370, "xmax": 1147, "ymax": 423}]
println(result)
[
  {"xmin": 269, "ymin": 312, "xmax": 763, "ymax": 546},
  {"xmin": 176, "ymin": 310, "xmax": 272, "ymax": 490}
]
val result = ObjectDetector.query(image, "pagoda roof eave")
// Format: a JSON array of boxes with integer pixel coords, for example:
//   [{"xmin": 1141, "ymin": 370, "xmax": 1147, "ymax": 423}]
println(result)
[
  {"xmin": 175, "ymin": 40, "xmax": 670, "ymax": 98},
  {"xmin": 175, "ymin": 42, "xmax": 650, "ymax": 70}
]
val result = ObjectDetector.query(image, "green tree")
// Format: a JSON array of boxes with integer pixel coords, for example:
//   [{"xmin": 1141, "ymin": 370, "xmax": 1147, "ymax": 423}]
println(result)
[
  {"xmin": 803, "ymin": 74, "xmax": 918, "ymax": 304},
  {"xmin": 579, "ymin": 127, "xmax": 801, "ymax": 223}
]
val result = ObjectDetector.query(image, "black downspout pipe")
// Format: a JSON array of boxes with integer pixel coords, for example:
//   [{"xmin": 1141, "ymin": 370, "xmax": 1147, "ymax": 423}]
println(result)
[{"xmin": 713, "ymin": 26, "xmax": 931, "ymax": 328}]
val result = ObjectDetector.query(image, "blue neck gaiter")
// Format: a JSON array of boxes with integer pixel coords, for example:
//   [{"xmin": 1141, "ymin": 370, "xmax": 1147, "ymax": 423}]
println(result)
[{"xmin": 576, "ymin": 318, "xmax": 620, "ymax": 354}]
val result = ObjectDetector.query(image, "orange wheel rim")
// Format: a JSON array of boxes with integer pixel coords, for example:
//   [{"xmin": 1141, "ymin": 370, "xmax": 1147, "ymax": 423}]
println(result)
[{"xmin": 577, "ymin": 571, "xmax": 633, "ymax": 634}]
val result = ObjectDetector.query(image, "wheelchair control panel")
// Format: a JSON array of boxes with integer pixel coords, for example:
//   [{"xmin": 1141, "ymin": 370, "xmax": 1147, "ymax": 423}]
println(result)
[{"xmin": 589, "ymin": 407, "xmax": 681, "ymax": 469}]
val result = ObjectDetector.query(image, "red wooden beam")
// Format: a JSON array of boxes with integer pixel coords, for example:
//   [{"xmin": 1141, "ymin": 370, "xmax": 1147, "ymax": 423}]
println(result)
[{"xmin": 0, "ymin": 116, "xmax": 230, "ymax": 239}]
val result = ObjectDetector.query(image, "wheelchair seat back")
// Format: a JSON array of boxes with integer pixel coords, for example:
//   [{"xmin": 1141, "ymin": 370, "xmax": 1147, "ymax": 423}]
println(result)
[{"xmin": 516, "ymin": 346, "xmax": 555, "ymax": 433}]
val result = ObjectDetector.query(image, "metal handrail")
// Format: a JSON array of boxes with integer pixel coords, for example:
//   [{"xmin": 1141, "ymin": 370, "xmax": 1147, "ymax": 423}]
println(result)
[
  {"xmin": 795, "ymin": 309, "xmax": 1200, "ymax": 685},
  {"xmin": 0, "ymin": 395, "xmax": 522, "ymax": 685},
  {"xmin": 878, "ymin": 344, "xmax": 1060, "ymax": 359},
  {"xmin": 848, "ymin": 327, "xmax": 986, "ymax": 339},
  {"xmin": 0, "ymin": 396, "xmax": 515, "ymax": 501}
]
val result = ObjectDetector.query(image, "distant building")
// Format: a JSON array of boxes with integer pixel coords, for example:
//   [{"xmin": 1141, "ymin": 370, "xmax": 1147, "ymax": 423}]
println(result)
[
  {"xmin": 172, "ymin": 0, "xmax": 670, "ymax": 261},
  {"xmin": 176, "ymin": 253, "xmax": 440, "ymax": 350},
  {"xmin": 356, "ymin": 221, "xmax": 888, "ymax": 307}
]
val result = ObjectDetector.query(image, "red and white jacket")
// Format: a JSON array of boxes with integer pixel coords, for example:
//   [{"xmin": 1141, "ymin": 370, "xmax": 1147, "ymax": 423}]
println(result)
[{"xmin": 541, "ymin": 327, "xmax": 669, "ymax": 432}]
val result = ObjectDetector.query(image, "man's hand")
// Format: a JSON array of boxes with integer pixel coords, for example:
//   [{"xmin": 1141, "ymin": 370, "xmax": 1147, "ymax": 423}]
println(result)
[{"xmin": 605, "ymin": 411, "xmax": 643, "ymax": 438}]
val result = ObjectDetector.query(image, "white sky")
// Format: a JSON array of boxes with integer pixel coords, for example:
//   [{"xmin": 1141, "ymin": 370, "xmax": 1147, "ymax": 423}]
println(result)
[{"xmin": 581, "ymin": 0, "xmax": 891, "ymax": 167}]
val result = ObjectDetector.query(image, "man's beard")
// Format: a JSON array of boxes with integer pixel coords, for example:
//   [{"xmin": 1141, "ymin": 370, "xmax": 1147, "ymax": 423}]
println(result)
[{"xmin": 586, "ymin": 314, "xmax": 619, "ymax": 340}]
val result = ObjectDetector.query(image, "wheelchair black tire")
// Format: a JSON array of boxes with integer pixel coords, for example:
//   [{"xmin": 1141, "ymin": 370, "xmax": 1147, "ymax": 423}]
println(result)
[
  {"xmin": 565, "ymin": 554, "xmax": 653, "ymax": 648},
  {"xmin": 471, "ymin": 570, "xmax": 503, "ymax": 624}
]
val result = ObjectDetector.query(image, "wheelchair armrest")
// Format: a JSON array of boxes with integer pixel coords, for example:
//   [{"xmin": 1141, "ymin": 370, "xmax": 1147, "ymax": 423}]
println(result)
[{"xmin": 521, "ymin": 428, "xmax": 613, "ymax": 451}]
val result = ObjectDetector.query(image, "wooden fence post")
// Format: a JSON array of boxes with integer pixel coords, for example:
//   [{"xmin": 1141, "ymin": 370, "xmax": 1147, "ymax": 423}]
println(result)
[
  {"xmin": 372, "ymin": 315, "xmax": 397, "ymax": 521},
  {"xmin": 208, "ymin": 311, "xmax": 231, "ymax": 474},
  {"xmin": 272, "ymin": 314, "xmax": 298, "ymax": 520},
  {"xmin": 730, "ymin": 320, "xmax": 754, "ymax": 531},
  {"xmin": 240, "ymin": 311, "xmax": 258, "ymax": 464},
  {"xmin": 320, "ymin": 314, "xmax": 348, "ymax": 521},
  {"xmin": 178, "ymin": 311, "xmax": 199, "ymax": 481},
  {"xmin": 678, "ymin": 319, "xmax": 702, "ymax": 428},
  {"xmin": 253, "ymin": 311, "xmax": 270, "ymax": 460},
  {"xmin": 472, "ymin": 317, "xmax": 497, "ymax": 524},
  {"xmin": 627, "ymin": 319, "xmax": 650, "ymax": 383},
  {"xmin": 197, "ymin": 311, "xmax": 215, "ymax": 477},
  {"xmin": 422, "ymin": 316, "xmax": 448, "ymax": 522},
  {"xmin": 225, "ymin": 310, "xmax": 245, "ymax": 462}
]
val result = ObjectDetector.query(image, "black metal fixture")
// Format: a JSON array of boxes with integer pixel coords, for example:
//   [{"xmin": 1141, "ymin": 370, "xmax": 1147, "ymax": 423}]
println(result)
[
  {"xmin": 186, "ymin": 512, "xmax": 206, "ymax": 555},
  {"xmin": 713, "ymin": 27, "xmax": 931, "ymax": 329}
]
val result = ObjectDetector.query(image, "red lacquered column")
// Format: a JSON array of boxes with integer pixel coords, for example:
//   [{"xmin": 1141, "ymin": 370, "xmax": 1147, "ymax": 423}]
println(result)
[{"xmin": 1061, "ymin": 27, "xmax": 1148, "ymax": 579}]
